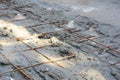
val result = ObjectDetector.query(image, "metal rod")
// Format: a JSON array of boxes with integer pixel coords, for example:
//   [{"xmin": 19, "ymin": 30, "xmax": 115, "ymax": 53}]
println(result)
[
  {"xmin": 0, "ymin": 54, "xmax": 75, "ymax": 75},
  {"xmin": 0, "ymin": 53, "xmax": 33, "ymax": 80},
  {"xmin": 110, "ymin": 61, "xmax": 120, "ymax": 66},
  {"xmin": 21, "ymin": 41, "xmax": 66, "ymax": 68},
  {"xmin": 90, "ymin": 40, "xmax": 120, "ymax": 55}
]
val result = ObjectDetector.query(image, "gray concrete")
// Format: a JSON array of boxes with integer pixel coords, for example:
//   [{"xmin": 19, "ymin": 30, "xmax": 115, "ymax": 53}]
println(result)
[
  {"xmin": 43, "ymin": 0, "xmax": 120, "ymax": 26},
  {"xmin": 0, "ymin": 0, "xmax": 120, "ymax": 80}
]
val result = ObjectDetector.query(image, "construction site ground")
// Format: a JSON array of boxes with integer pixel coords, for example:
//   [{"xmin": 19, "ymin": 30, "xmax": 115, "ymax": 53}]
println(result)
[{"xmin": 0, "ymin": 0, "xmax": 120, "ymax": 80}]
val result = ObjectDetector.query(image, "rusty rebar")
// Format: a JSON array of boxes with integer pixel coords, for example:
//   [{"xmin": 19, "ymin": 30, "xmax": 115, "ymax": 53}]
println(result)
[
  {"xmin": 0, "ymin": 27, "xmax": 76, "ymax": 42},
  {"xmin": 21, "ymin": 41, "xmax": 66, "ymax": 68},
  {"xmin": 0, "ymin": 4, "xmax": 30, "ymax": 10},
  {"xmin": 110, "ymin": 61, "xmax": 120, "ymax": 66},
  {"xmin": 0, "ymin": 54, "xmax": 75, "ymax": 75},
  {"xmin": 23, "ymin": 45, "xmax": 52, "ymax": 51},
  {"xmin": 0, "ymin": 53, "xmax": 33, "ymax": 80},
  {"xmin": 22, "ymin": 36, "xmax": 99, "ymax": 51},
  {"xmin": 90, "ymin": 40, "xmax": 120, "ymax": 55}
]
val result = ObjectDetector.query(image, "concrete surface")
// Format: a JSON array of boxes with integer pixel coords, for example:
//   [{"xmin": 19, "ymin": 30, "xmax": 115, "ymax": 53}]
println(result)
[
  {"xmin": 43, "ymin": 0, "xmax": 120, "ymax": 26},
  {"xmin": 0, "ymin": 0, "xmax": 120, "ymax": 80}
]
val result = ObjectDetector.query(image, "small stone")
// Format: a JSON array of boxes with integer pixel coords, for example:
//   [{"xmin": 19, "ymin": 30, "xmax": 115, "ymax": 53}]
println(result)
[
  {"xmin": 50, "ymin": 37, "xmax": 63, "ymax": 47},
  {"xmin": 59, "ymin": 46, "xmax": 76, "ymax": 58},
  {"xmin": 87, "ymin": 58, "xmax": 92, "ymax": 60},
  {"xmin": 9, "ymin": 29, "xmax": 13, "ymax": 33},
  {"xmin": 3, "ymin": 27, "xmax": 7, "ymax": 30},
  {"xmin": 45, "ymin": 67, "xmax": 50, "ymax": 72}
]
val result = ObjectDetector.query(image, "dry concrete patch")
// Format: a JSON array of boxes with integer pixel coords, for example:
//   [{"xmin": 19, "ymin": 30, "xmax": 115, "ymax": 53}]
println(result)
[{"xmin": 0, "ymin": 0, "xmax": 120, "ymax": 80}]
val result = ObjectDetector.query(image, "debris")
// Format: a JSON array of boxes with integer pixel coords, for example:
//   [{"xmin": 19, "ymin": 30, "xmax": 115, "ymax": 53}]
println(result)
[{"xmin": 49, "ymin": 37, "xmax": 63, "ymax": 47}]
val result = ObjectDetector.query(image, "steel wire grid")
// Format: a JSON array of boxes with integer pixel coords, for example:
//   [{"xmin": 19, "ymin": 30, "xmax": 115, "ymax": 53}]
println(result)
[{"xmin": 0, "ymin": 3, "xmax": 120, "ymax": 80}]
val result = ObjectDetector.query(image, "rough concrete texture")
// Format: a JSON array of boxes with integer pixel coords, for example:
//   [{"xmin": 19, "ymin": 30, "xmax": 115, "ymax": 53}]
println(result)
[
  {"xmin": 0, "ymin": 0, "xmax": 120, "ymax": 80},
  {"xmin": 42, "ymin": 0, "xmax": 120, "ymax": 27}
]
